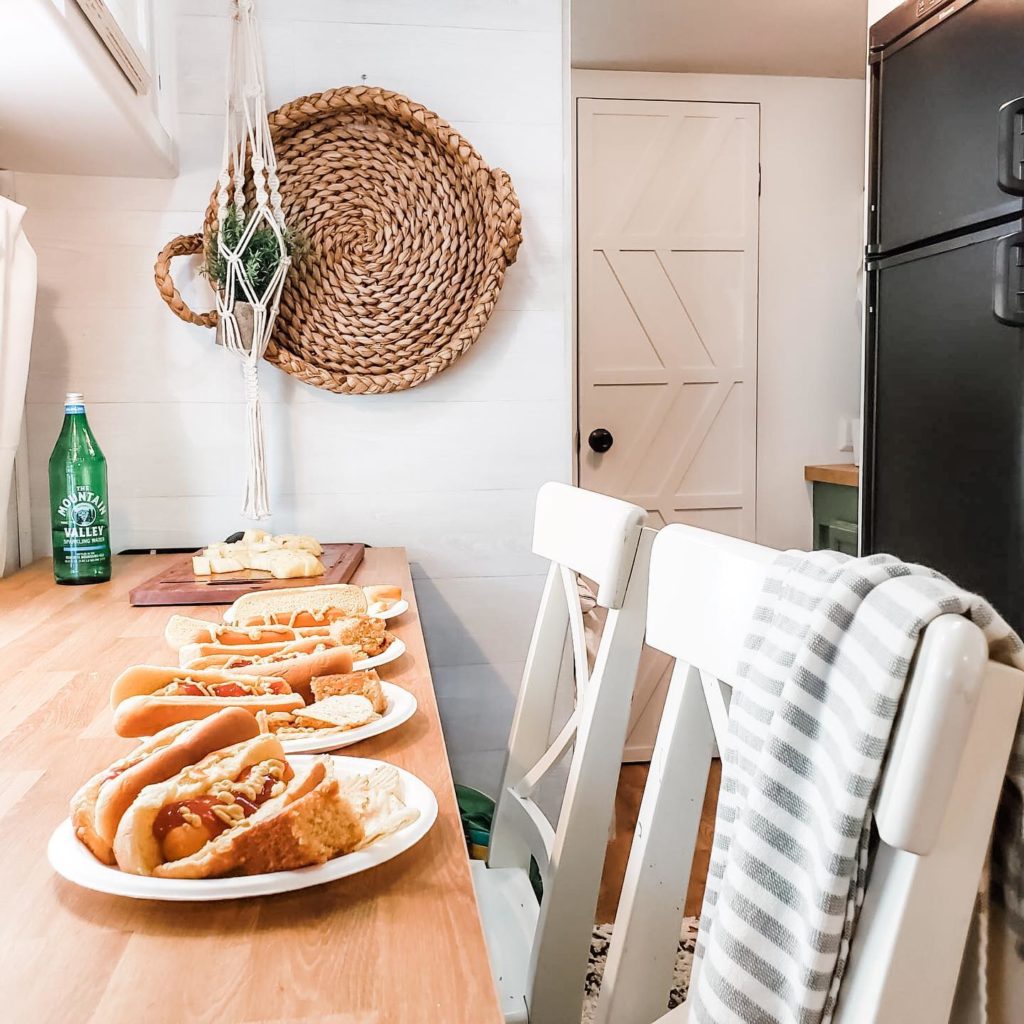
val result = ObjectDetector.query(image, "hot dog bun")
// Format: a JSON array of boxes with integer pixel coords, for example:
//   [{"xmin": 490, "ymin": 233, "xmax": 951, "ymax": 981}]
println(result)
[
  {"xmin": 110, "ymin": 666, "xmax": 303, "ymax": 738},
  {"xmin": 164, "ymin": 614, "xmax": 300, "ymax": 651},
  {"xmin": 70, "ymin": 709, "xmax": 259, "ymax": 863},
  {"xmin": 177, "ymin": 639, "xmax": 288, "ymax": 667},
  {"xmin": 225, "ymin": 583, "xmax": 368, "ymax": 626},
  {"xmin": 113, "ymin": 733, "xmax": 289, "ymax": 875},
  {"xmin": 70, "ymin": 721, "xmax": 191, "ymax": 864},
  {"xmin": 178, "ymin": 638, "xmax": 356, "ymax": 703}
]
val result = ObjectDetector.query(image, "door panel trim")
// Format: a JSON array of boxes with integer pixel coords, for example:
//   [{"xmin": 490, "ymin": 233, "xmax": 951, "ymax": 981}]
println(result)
[{"xmin": 575, "ymin": 95, "xmax": 760, "ymax": 541}]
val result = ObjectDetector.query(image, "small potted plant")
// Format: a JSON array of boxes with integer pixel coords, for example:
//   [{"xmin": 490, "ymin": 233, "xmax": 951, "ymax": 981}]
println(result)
[{"xmin": 202, "ymin": 206, "xmax": 304, "ymax": 351}]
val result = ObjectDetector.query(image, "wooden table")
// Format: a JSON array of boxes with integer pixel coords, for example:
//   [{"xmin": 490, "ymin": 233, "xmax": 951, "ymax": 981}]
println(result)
[{"xmin": 0, "ymin": 549, "xmax": 502, "ymax": 1024}]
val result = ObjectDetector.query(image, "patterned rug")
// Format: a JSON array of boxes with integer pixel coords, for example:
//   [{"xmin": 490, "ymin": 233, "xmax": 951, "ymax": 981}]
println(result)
[{"xmin": 582, "ymin": 917, "xmax": 699, "ymax": 1023}]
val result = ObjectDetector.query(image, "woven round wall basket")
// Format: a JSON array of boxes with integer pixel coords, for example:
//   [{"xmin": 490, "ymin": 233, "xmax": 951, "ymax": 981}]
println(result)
[{"xmin": 154, "ymin": 86, "xmax": 523, "ymax": 395}]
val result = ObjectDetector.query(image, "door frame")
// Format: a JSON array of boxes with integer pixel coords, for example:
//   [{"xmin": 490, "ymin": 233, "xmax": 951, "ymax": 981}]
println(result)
[{"xmin": 571, "ymin": 71, "xmax": 761, "ymax": 538}]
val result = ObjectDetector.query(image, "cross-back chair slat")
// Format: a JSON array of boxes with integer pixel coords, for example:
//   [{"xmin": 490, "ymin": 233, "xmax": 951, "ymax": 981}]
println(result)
[{"xmin": 496, "ymin": 791, "xmax": 555, "ymax": 878}]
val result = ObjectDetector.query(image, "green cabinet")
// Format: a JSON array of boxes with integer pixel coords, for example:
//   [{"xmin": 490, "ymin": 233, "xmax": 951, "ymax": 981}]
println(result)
[{"xmin": 805, "ymin": 467, "xmax": 859, "ymax": 556}]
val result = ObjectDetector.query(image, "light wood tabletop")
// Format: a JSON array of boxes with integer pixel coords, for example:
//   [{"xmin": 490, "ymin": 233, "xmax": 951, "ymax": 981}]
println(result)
[{"xmin": 0, "ymin": 548, "xmax": 501, "ymax": 1024}]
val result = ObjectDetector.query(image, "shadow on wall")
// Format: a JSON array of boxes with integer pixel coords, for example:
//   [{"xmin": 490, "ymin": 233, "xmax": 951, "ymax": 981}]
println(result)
[
  {"xmin": 413, "ymin": 562, "xmax": 519, "ymax": 797},
  {"xmin": 414, "ymin": 560, "xmax": 574, "ymax": 815}
]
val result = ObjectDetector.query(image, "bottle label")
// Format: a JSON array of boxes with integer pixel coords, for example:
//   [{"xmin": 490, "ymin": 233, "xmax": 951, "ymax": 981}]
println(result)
[
  {"xmin": 56, "ymin": 488, "xmax": 108, "ymax": 550},
  {"xmin": 64, "ymin": 404, "xmax": 85, "ymax": 414}
]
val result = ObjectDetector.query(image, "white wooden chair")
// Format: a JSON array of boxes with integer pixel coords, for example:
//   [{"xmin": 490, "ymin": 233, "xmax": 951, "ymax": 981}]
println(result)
[
  {"xmin": 472, "ymin": 481, "xmax": 654, "ymax": 1023},
  {"xmin": 593, "ymin": 523, "xmax": 1024, "ymax": 1024}
]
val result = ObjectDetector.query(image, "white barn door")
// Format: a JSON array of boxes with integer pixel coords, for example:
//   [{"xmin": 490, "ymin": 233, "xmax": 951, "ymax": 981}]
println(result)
[
  {"xmin": 576, "ymin": 97, "xmax": 759, "ymax": 759},
  {"xmin": 577, "ymin": 98, "xmax": 759, "ymax": 540}
]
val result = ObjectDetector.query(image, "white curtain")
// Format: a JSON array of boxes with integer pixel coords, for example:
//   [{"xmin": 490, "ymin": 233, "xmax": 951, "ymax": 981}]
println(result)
[{"xmin": 0, "ymin": 197, "xmax": 37, "ymax": 575}]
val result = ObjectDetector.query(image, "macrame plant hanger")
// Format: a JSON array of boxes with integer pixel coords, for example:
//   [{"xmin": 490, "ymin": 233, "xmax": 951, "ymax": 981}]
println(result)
[{"xmin": 216, "ymin": 0, "xmax": 289, "ymax": 520}]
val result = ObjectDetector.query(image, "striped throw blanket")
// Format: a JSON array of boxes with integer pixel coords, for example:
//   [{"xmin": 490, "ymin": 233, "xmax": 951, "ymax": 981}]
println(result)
[{"xmin": 690, "ymin": 551, "xmax": 1024, "ymax": 1024}]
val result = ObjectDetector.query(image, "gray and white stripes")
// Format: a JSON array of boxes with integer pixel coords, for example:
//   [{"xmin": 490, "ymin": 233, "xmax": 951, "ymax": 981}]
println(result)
[{"xmin": 689, "ymin": 551, "xmax": 1024, "ymax": 1024}]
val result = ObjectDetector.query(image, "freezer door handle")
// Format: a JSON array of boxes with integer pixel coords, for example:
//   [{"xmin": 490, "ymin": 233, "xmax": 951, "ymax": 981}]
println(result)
[
  {"xmin": 993, "ymin": 231, "xmax": 1024, "ymax": 326},
  {"xmin": 997, "ymin": 96, "xmax": 1024, "ymax": 195}
]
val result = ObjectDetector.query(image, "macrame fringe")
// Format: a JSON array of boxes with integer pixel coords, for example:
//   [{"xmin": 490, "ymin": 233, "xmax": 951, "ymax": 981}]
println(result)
[{"xmin": 241, "ymin": 361, "xmax": 269, "ymax": 520}]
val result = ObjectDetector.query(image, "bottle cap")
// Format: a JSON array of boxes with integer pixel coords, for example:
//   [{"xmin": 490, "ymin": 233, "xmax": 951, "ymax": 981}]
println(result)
[{"xmin": 65, "ymin": 392, "xmax": 84, "ymax": 403}]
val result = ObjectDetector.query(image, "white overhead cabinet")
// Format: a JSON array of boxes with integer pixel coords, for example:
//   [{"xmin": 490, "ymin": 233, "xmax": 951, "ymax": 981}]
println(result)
[{"xmin": 0, "ymin": 0, "xmax": 175, "ymax": 177}]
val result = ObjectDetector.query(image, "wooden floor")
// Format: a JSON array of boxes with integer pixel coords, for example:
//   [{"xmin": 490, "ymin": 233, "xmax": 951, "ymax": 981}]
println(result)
[{"xmin": 595, "ymin": 758, "xmax": 722, "ymax": 923}]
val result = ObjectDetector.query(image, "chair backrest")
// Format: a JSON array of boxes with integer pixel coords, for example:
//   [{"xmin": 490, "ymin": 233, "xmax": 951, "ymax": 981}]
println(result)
[
  {"xmin": 489, "ymin": 482, "xmax": 653, "ymax": 1024},
  {"xmin": 592, "ymin": 523, "xmax": 1024, "ymax": 1024}
]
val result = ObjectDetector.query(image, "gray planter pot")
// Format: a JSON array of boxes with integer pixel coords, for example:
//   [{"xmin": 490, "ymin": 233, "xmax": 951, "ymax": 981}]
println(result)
[{"xmin": 215, "ymin": 300, "xmax": 256, "ymax": 353}]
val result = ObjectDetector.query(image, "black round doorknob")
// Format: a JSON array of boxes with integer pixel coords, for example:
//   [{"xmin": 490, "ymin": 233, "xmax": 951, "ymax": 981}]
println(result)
[{"xmin": 588, "ymin": 428, "xmax": 614, "ymax": 453}]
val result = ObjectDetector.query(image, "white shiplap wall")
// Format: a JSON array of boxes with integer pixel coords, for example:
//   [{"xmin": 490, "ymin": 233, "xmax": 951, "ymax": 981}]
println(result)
[{"xmin": 15, "ymin": 0, "xmax": 568, "ymax": 795}]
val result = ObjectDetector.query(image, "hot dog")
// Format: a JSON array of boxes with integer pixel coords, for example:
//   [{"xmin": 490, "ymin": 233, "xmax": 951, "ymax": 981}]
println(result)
[
  {"xmin": 179, "ymin": 619, "xmax": 387, "ymax": 662},
  {"xmin": 165, "ymin": 613, "xmax": 368, "ymax": 651},
  {"xmin": 113, "ymin": 735, "xmax": 365, "ymax": 878},
  {"xmin": 164, "ymin": 614, "xmax": 302, "ymax": 651},
  {"xmin": 69, "ymin": 709, "xmax": 259, "ymax": 864},
  {"xmin": 177, "ymin": 637, "xmax": 357, "ymax": 703},
  {"xmin": 110, "ymin": 666, "xmax": 304, "ymax": 738}
]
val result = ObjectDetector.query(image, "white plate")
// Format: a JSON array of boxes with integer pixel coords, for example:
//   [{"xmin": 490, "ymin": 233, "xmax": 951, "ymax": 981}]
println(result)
[
  {"xmin": 352, "ymin": 636, "xmax": 405, "ymax": 671},
  {"xmin": 277, "ymin": 682, "xmax": 416, "ymax": 754},
  {"xmin": 48, "ymin": 755, "xmax": 437, "ymax": 902},
  {"xmin": 368, "ymin": 598, "xmax": 409, "ymax": 621}
]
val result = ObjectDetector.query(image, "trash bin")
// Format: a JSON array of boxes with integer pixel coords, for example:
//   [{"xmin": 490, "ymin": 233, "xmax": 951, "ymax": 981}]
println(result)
[
  {"xmin": 455, "ymin": 784, "xmax": 494, "ymax": 860},
  {"xmin": 456, "ymin": 784, "xmax": 543, "ymax": 899}
]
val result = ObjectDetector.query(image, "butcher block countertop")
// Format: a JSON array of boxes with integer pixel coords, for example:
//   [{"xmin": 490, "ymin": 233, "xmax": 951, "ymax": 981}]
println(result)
[
  {"xmin": 0, "ymin": 548, "xmax": 501, "ymax": 1024},
  {"xmin": 804, "ymin": 463, "xmax": 860, "ymax": 488}
]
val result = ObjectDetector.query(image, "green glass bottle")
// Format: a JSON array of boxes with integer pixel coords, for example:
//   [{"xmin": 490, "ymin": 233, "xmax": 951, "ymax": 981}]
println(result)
[{"xmin": 48, "ymin": 392, "xmax": 111, "ymax": 584}]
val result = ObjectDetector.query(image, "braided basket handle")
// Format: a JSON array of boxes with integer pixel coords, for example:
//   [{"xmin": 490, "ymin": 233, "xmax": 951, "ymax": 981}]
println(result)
[
  {"xmin": 491, "ymin": 168, "xmax": 523, "ymax": 265},
  {"xmin": 154, "ymin": 233, "xmax": 219, "ymax": 328}
]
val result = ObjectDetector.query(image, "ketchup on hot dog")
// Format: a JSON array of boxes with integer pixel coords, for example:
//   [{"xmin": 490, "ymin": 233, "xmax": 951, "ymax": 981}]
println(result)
[
  {"xmin": 212, "ymin": 679, "xmax": 289, "ymax": 696},
  {"xmin": 152, "ymin": 795, "xmax": 234, "ymax": 846},
  {"xmin": 162, "ymin": 679, "xmax": 289, "ymax": 698},
  {"xmin": 211, "ymin": 682, "xmax": 248, "ymax": 698},
  {"xmin": 152, "ymin": 763, "xmax": 284, "ymax": 862}
]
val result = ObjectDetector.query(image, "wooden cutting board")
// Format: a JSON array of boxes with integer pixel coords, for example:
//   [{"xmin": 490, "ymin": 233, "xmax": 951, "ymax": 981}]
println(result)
[{"xmin": 128, "ymin": 543, "xmax": 365, "ymax": 606}]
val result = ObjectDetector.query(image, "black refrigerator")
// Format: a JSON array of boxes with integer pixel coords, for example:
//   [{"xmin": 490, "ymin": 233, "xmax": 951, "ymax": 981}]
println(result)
[{"xmin": 863, "ymin": 0, "xmax": 1024, "ymax": 628}]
